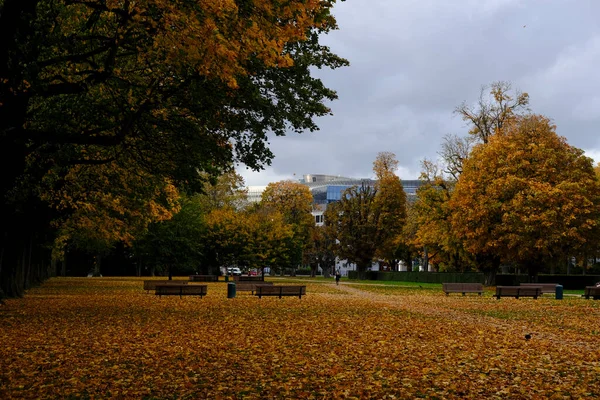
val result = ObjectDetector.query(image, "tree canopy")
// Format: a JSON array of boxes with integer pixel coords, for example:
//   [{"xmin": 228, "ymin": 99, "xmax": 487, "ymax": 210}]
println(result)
[
  {"xmin": 0, "ymin": 0, "xmax": 348, "ymax": 297},
  {"xmin": 450, "ymin": 114, "xmax": 600, "ymax": 277}
]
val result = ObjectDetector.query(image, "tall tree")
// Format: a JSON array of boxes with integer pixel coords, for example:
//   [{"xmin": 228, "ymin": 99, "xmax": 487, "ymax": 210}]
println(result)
[
  {"xmin": 304, "ymin": 221, "xmax": 337, "ymax": 278},
  {"xmin": 0, "ymin": 0, "xmax": 348, "ymax": 297},
  {"xmin": 412, "ymin": 160, "xmax": 475, "ymax": 272},
  {"xmin": 372, "ymin": 152, "xmax": 407, "ymax": 268},
  {"xmin": 329, "ymin": 183, "xmax": 381, "ymax": 279},
  {"xmin": 261, "ymin": 180, "xmax": 315, "ymax": 271},
  {"xmin": 242, "ymin": 205, "xmax": 295, "ymax": 275},
  {"xmin": 450, "ymin": 115, "xmax": 600, "ymax": 281}
]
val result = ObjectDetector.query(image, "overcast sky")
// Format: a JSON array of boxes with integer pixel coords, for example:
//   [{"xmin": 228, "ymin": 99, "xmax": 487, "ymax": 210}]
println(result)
[{"xmin": 237, "ymin": 0, "xmax": 600, "ymax": 186}]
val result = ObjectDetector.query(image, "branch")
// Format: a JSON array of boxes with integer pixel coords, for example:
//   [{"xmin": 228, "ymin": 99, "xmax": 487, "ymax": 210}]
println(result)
[{"xmin": 24, "ymin": 129, "xmax": 124, "ymax": 146}]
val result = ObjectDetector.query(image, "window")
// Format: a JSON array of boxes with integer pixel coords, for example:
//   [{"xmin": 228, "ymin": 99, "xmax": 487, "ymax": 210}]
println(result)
[{"xmin": 315, "ymin": 215, "xmax": 324, "ymax": 224}]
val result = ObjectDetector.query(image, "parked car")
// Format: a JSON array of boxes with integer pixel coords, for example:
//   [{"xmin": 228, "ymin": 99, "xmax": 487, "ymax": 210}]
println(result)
[{"xmin": 226, "ymin": 267, "xmax": 242, "ymax": 276}]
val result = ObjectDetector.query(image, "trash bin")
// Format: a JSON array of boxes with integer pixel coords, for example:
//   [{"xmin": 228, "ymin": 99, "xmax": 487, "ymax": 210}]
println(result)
[
  {"xmin": 555, "ymin": 284, "xmax": 563, "ymax": 300},
  {"xmin": 227, "ymin": 282, "xmax": 236, "ymax": 298}
]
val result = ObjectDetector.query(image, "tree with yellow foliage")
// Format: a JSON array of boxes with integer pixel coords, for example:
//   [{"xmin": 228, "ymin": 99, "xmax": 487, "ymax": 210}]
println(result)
[
  {"xmin": 261, "ymin": 180, "xmax": 315, "ymax": 272},
  {"xmin": 412, "ymin": 160, "xmax": 476, "ymax": 272},
  {"xmin": 450, "ymin": 115, "xmax": 600, "ymax": 280},
  {"xmin": 372, "ymin": 152, "xmax": 407, "ymax": 269}
]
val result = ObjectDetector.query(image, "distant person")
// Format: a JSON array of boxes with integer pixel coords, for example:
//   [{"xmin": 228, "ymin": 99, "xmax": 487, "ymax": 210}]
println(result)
[{"xmin": 335, "ymin": 269, "xmax": 341, "ymax": 285}]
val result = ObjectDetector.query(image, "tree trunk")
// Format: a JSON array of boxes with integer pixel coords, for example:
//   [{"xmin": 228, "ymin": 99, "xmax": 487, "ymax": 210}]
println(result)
[
  {"xmin": 483, "ymin": 269, "xmax": 496, "ymax": 286},
  {"xmin": 93, "ymin": 254, "xmax": 102, "ymax": 277},
  {"xmin": 310, "ymin": 262, "xmax": 318, "ymax": 278}
]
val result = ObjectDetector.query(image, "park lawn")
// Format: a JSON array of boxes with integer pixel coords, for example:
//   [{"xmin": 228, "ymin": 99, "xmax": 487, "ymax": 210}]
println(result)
[{"xmin": 1, "ymin": 277, "xmax": 599, "ymax": 399}]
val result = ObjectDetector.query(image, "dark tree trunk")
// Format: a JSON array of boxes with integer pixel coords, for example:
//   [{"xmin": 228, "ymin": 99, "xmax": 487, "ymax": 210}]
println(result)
[{"xmin": 310, "ymin": 262, "xmax": 318, "ymax": 278}]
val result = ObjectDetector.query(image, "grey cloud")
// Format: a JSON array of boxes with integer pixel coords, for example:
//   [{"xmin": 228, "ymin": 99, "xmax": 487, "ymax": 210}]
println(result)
[{"xmin": 240, "ymin": 0, "xmax": 600, "ymax": 185}]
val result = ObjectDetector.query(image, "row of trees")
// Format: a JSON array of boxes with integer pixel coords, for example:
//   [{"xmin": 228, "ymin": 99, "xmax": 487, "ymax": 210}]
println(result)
[
  {"xmin": 88, "ymin": 84, "xmax": 600, "ymax": 284},
  {"xmin": 408, "ymin": 82, "xmax": 600, "ymax": 284},
  {"xmin": 0, "ymin": 0, "xmax": 348, "ymax": 297},
  {"xmin": 315, "ymin": 82, "xmax": 600, "ymax": 285}
]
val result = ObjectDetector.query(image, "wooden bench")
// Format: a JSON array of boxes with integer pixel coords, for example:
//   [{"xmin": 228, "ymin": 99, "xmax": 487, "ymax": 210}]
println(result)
[
  {"xmin": 255, "ymin": 285, "xmax": 306, "ymax": 299},
  {"xmin": 520, "ymin": 283, "xmax": 558, "ymax": 294},
  {"xmin": 236, "ymin": 281, "xmax": 273, "ymax": 295},
  {"xmin": 189, "ymin": 275, "xmax": 219, "ymax": 282},
  {"xmin": 495, "ymin": 286, "xmax": 542, "ymax": 299},
  {"xmin": 583, "ymin": 286, "xmax": 600, "ymax": 300},
  {"xmin": 234, "ymin": 276, "xmax": 265, "ymax": 282},
  {"xmin": 155, "ymin": 284, "xmax": 207, "ymax": 298},
  {"xmin": 442, "ymin": 283, "xmax": 484, "ymax": 296},
  {"xmin": 143, "ymin": 280, "xmax": 188, "ymax": 293}
]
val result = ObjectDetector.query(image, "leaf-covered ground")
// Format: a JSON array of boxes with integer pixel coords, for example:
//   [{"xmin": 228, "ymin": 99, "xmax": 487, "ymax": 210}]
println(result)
[{"xmin": 1, "ymin": 278, "xmax": 599, "ymax": 399}]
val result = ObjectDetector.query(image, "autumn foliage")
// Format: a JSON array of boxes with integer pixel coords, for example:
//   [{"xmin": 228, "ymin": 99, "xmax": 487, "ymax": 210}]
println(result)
[
  {"xmin": 1, "ymin": 277, "xmax": 599, "ymax": 399},
  {"xmin": 451, "ymin": 115, "xmax": 600, "ymax": 276}
]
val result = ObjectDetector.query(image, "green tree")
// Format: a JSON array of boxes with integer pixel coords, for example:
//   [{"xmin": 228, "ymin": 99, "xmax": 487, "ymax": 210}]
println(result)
[
  {"xmin": 329, "ymin": 183, "xmax": 380, "ymax": 279},
  {"xmin": 450, "ymin": 115, "xmax": 600, "ymax": 281},
  {"xmin": 132, "ymin": 195, "xmax": 206, "ymax": 279},
  {"xmin": 304, "ymin": 221, "xmax": 337, "ymax": 278}
]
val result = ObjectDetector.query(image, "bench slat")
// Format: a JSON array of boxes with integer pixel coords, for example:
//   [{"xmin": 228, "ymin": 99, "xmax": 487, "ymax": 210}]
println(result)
[
  {"xmin": 442, "ymin": 283, "xmax": 483, "ymax": 296},
  {"xmin": 520, "ymin": 283, "xmax": 558, "ymax": 294},
  {"xmin": 236, "ymin": 282, "xmax": 273, "ymax": 294},
  {"xmin": 255, "ymin": 285, "xmax": 306, "ymax": 299},
  {"xmin": 144, "ymin": 280, "xmax": 189, "ymax": 292},
  {"xmin": 496, "ymin": 286, "xmax": 541, "ymax": 299},
  {"xmin": 155, "ymin": 284, "xmax": 207, "ymax": 298},
  {"xmin": 189, "ymin": 275, "xmax": 219, "ymax": 282}
]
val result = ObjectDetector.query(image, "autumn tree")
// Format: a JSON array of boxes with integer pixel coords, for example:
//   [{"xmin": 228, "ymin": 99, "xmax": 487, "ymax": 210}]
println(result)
[
  {"xmin": 0, "ymin": 0, "xmax": 348, "ymax": 297},
  {"xmin": 398, "ymin": 201, "xmax": 421, "ymax": 272},
  {"xmin": 261, "ymin": 181, "xmax": 315, "ymax": 272},
  {"xmin": 203, "ymin": 208, "xmax": 249, "ymax": 272},
  {"xmin": 372, "ymin": 152, "xmax": 407, "ymax": 269},
  {"xmin": 412, "ymin": 160, "xmax": 475, "ymax": 272},
  {"xmin": 198, "ymin": 170, "xmax": 249, "ymax": 212},
  {"xmin": 450, "ymin": 115, "xmax": 600, "ymax": 281},
  {"xmin": 241, "ymin": 205, "xmax": 295, "ymax": 275}
]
